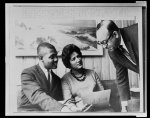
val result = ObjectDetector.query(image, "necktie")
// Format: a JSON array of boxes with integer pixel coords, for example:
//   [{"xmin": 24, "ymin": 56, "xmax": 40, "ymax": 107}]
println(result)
[
  {"xmin": 47, "ymin": 70, "xmax": 52, "ymax": 90},
  {"xmin": 118, "ymin": 45, "xmax": 136, "ymax": 65}
]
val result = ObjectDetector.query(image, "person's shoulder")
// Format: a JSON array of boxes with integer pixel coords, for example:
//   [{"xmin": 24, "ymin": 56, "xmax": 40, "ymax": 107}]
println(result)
[
  {"xmin": 22, "ymin": 65, "xmax": 37, "ymax": 74},
  {"xmin": 85, "ymin": 69, "xmax": 98, "ymax": 77},
  {"xmin": 61, "ymin": 72, "xmax": 71, "ymax": 80},
  {"xmin": 85, "ymin": 68, "xmax": 95, "ymax": 74},
  {"xmin": 120, "ymin": 23, "xmax": 138, "ymax": 33}
]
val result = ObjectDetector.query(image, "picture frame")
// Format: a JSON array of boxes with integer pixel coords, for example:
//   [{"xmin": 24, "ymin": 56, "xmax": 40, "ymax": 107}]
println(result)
[{"xmin": 10, "ymin": 5, "xmax": 103, "ymax": 56}]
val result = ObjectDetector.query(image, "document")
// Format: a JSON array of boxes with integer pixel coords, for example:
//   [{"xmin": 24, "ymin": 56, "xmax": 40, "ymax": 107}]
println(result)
[
  {"xmin": 59, "ymin": 89, "xmax": 111, "ymax": 112},
  {"xmin": 81, "ymin": 89, "xmax": 111, "ymax": 109}
]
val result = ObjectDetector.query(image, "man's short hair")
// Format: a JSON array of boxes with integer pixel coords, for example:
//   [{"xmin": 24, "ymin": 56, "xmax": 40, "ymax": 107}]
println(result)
[
  {"xmin": 37, "ymin": 42, "xmax": 56, "ymax": 59},
  {"xmin": 97, "ymin": 20, "xmax": 119, "ymax": 33},
  {"xmin": 61, "ymin": 44, "xmax": 82, "ymax": 69}
]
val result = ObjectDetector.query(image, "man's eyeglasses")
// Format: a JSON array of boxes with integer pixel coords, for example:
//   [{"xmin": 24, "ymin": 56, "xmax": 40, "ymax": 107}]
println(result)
[{"xmin": 97, "ymin": 33, "xmax": 113, "ymax": 46}]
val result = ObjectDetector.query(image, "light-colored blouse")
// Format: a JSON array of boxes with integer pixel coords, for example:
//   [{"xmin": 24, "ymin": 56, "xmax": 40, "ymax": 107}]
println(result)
[{"xmin": 61, "ymin": 69, "xmax": 104, "ymax": 110}]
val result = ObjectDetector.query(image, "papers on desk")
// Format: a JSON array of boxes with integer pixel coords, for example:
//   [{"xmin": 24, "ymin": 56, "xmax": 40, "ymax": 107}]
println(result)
[
  {"xmin": 59, "ymin": 89, "xmax": 111, "ymax": 112},
  {"xmin": 81, "ymin": 89, "xmax": 111, "ymax": 109},
  {"xmin": 82, "ymin": 104, "xmax": 93, "ymax": 112}
]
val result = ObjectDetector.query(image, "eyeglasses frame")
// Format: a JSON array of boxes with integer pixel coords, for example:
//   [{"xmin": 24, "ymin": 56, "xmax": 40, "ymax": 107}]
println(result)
[{"xmin": 97, "ymin": 32, "xmax": 113, "ymax": 47}]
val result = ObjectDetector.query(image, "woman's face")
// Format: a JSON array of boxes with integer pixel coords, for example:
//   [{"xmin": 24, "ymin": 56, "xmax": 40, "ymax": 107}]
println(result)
[{"xmin": 70, "ymin": 52, "xmax": 83, "ymax": 70}]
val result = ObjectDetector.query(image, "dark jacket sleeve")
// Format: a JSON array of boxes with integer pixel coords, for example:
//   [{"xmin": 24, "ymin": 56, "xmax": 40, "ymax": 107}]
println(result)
[
  {"xmin": 21, "ymin": 69, "xmax": 64, "ymax": 111},
  {"xmin": 107, "ymin": 58, "xmax": 131, "ymax": 101},
  {"xmin": 108, "ymin": 49, "xmax": 139, "ymax": 73},
  {"xmin": 93, "ymin": 71, "xmax": 104, "ymax": 91}
]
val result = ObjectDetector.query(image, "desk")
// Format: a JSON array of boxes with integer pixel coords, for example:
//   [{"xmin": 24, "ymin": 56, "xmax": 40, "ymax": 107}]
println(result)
[
  {"xmin": 17, "ymin": 99, "xmax": 139, "ymax": 113},
  {"xmin": 17, "ymin": 104, "xmax": 43, "ymax": 112},
  {"xmin": 17, "ymin": 80, "xmax": 140, "ymax": 113},
  {"xmin": 17, "ymin": 104, "xmax": 114, "ymax": 112}
]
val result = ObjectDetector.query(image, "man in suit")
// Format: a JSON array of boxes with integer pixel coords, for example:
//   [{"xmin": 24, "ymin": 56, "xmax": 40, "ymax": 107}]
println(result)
[
  {"xmin": 96, "ymin": 20, "xmax": 139, "ymax": 112},
  {"xmin": 17, "ymin": 42, "xmax": 72, "ymax": 112}
]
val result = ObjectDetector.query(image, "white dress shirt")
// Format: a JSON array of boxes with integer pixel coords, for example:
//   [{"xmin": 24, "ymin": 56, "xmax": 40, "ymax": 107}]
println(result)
[
  {"xmin": 39, "ymin": 61, "xmax": 52, "ymax": 83},
  {"xmin": 120, "ymin": 35, "xmax": 129, "ymax": 54}
]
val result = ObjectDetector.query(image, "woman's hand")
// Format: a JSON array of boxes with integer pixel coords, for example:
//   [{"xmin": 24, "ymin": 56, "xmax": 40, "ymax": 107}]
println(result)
[
  {"xmin": 61, "ymin": 106, "xmax": 72, "ymax": 112},
  {"xmin": 70, "ymin": 105, "xmax": 82, "ymax": 112}
]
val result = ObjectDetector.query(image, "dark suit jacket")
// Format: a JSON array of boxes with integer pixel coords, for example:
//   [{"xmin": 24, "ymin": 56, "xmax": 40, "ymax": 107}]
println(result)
[
  {"xmin": 120, "ymin": 23, "xmax": 139, "ymax": 69},
  {"xmin": 108, "ymin": 23, "xmax": 139, "ymax": 101},
  {"xmin": 18, "ymin": 64, "xmax": 64, "ymax": 111},
  {"xmin": 108, "ymin": 23, "xmax": 139, "ymax": 73}
]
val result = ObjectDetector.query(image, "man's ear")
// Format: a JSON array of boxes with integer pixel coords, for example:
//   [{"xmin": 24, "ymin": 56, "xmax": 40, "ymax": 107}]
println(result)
[
  {"xmin": 39, "ymin": 56, "xmax": 43, "ymax": 60},
  {"xmin": 113, "ymin": 31, "xmax": 119, "ymax": 38}
]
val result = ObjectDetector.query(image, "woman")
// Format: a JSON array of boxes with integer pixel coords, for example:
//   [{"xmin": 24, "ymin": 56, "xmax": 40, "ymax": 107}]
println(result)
[{"xmin": 61, "ymin": 44, "xmax": 104, "ymax": 112}]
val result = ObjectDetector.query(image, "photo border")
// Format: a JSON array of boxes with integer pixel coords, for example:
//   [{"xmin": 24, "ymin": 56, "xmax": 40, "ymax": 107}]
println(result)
[{"xmin": 5, "ymin": 2, "xmax": 147, "ymax": 117}]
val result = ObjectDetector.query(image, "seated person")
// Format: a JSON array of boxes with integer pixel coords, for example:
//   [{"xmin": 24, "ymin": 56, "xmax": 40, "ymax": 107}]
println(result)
[
  {"xmin": 61, "ymin": 44, "xmax": 111, "ymax": 112},
  {"xmin": 17, "ymin": 42, "xmax": 72, "ymax": 112}
]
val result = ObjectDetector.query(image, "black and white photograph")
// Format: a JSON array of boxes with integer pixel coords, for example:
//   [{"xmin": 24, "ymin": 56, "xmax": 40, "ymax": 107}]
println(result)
[{"xmin": 5, "ymin": 2, "xmax": 147, "ymax": 116}]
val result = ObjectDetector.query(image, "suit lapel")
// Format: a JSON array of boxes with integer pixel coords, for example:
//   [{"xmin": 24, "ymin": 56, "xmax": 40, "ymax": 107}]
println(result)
[
  {"xmin": 124, "ymin": 42, "xmax": 137, "ymax": 64},
  {"xmin": 51, "ymin": 71, "xmax": 59, "ymax": 92},
  {"xmin": 120, "ymin": 28, "xmax": 137, "ymax": 64},
  {"xmin": 50, "ymin": 71, "xmax": 55, "ymax": 91},
  {"xmin": 35, "ymin": 64, "xmax": 50, "ymax": 90},
  {"xmin": 35, "ymin": 65, "xmax": 60, "ymax": 93}
]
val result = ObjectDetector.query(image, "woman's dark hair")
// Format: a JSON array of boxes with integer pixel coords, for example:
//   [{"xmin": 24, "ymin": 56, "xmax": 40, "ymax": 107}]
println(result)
[{"xmin": 62, "ymin": 44, "xmax": 82, "ymax": 69}]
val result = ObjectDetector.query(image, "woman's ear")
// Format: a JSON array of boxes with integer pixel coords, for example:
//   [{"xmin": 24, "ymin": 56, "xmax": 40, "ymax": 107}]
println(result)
[{"xmin": 113, "ymin": 31, "xmax": 119, "ymax": 38}]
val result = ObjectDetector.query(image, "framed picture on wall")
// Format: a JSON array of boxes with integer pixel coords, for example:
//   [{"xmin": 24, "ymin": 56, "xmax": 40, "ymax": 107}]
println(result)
[{"xmin": 10, "ymin": 6, "xmax": 103, "ymax": 56}]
